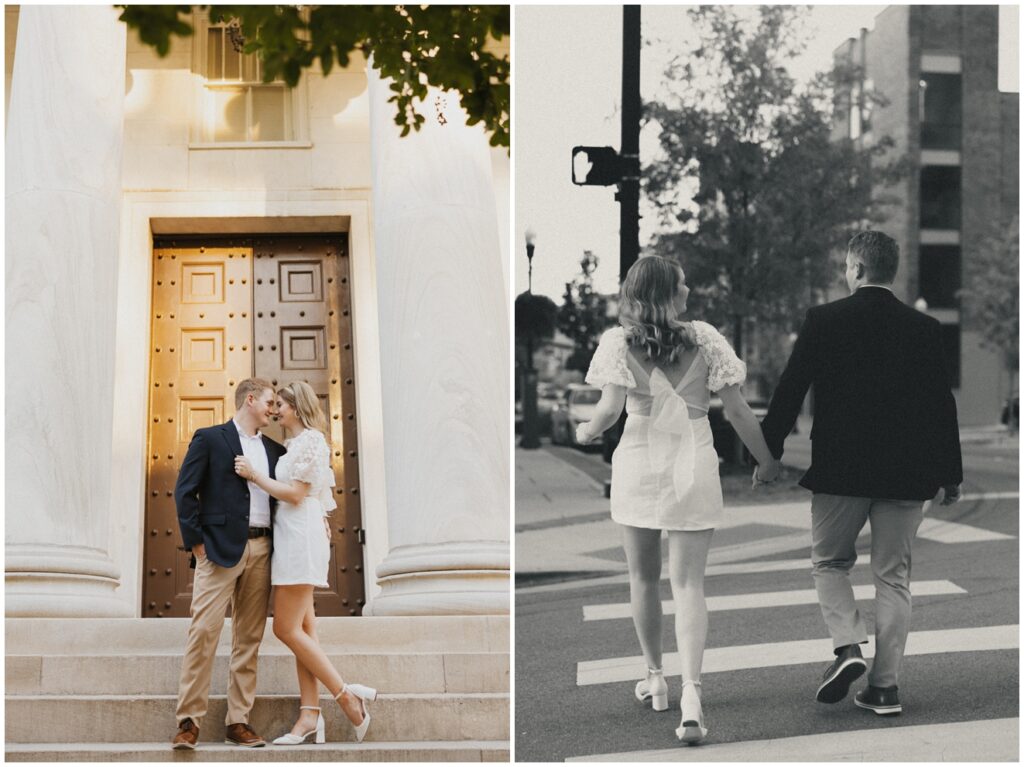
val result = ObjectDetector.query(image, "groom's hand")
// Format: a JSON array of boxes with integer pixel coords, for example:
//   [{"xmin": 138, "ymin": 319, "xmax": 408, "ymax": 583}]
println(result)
[
  {"xmin": 192, "ymin": 543, "xmax": 206, "ymax": 561},
  {"xmin": 939, "ymin": 484, "xmax": 962, "ymax": 505},
  {"xmin": 752, "ymin": 460, "xmax": 780, "ymax": 489}
]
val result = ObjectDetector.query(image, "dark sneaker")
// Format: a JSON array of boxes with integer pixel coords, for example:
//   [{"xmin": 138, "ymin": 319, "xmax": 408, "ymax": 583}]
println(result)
[
  {"xmin": 855, "ymin": 685, "xmax": 902, "ymax": 715},
  {"xmin": 225, "ymin": 722, "xmax": 266, "ymax": 747},
  {"xmin": 815, "ymin": 644, "xmax": 867, "ymax": 704},
  {"xmin": 171, "ymin": 718, "xmax": 199, "ymax": 750}
]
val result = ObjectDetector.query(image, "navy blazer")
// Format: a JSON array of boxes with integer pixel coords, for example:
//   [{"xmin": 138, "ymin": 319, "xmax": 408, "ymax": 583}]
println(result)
[
  {"xmin": 760, "ymin": 287, "xmax": 963, "ymax": 501},
  {"xmin": 174, "ymin": 420, "xmax": 287, "ymax": 568}
]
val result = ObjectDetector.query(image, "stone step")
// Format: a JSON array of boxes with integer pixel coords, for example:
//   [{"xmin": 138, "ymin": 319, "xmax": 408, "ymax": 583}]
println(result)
[
  {"xmin": 5, "ymin": 740, "xmax": 509, "ymax": 762},
  {"xmin": 5, "ymin": 616, "xmax": 509, "ymax": 656},
  {"xmin": 7, "ymin": 652, "xmax": 508, "ymax": 695},
  {"xmin": 5, "ymin": 693, "xmax": 509, "ymax": 744}
]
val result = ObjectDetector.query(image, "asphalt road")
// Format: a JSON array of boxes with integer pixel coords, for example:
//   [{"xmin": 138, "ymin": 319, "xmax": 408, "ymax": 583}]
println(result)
[{"xmin": 514, "ymin": 444, "xmax": 1019, "ymax": 761}]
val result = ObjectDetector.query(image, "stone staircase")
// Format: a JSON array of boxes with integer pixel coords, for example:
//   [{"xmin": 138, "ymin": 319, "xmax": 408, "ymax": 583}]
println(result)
[{"xmin": 6, "ymin": 616, "xmax": 509, "ymax": 761}]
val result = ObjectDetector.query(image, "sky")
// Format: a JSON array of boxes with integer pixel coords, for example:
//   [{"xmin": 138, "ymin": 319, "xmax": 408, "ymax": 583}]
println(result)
[{"xmin": 514, "ymin": 5, "xmax": 1021, "ymax": 302}]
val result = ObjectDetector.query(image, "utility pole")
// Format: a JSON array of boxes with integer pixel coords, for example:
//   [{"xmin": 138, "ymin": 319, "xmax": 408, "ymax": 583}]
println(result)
[{"xmin": 618, "ymin": 5, "xmax": 642, "ymax": 282}]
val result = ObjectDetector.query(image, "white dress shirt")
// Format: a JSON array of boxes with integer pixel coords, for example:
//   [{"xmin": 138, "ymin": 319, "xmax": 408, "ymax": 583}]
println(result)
[{"xmin": 233, "ymin": 419, "xmax": 272, "ymax": 528}]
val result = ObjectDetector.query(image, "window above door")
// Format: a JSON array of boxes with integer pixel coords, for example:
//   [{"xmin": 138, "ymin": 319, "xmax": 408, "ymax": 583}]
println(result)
[{"xmin": 189, "ymin": 13, "xmax": 310, "ymax": 148}]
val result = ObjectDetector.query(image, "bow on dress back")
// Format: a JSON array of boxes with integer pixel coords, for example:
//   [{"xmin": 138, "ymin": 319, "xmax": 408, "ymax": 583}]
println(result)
[{"xmin": 632, "ymin": 357, "xmax": 708, "ymax": 502}]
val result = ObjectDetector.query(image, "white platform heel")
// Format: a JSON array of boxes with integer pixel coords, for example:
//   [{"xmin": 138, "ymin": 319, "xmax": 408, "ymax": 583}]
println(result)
[
  {"xmin": 634, "ymin": 667, "xmax": 669, "ymax": 711},
  {"xmin": 336, "ymin": 683, "xmax": 377, "ymax": 742},
  {"xmin": 272, "ymin": 705, "xmax": 325, "ymax": 745},
  {"xmin": 675, "ymin": 680, "xmax": 708, "ymax": 744}
]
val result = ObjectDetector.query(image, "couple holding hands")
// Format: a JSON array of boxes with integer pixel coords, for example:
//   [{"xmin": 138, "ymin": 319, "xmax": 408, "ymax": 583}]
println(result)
[
  {"xmin": 576, "ymin": 231, "xmax": 963, "ymax": 744},
  {"xmin": 170, "ymin": 378, "xmax": 377, "ymax": 750}
]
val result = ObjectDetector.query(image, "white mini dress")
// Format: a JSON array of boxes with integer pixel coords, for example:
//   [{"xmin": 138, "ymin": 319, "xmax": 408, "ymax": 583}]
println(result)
[
  {"xmin": 271, "ymin": 428, "xmax": 336, "ymax": 587},
  {"xmin": 586, "ymin": 322, "xmax": 746, "ymax": 531}
]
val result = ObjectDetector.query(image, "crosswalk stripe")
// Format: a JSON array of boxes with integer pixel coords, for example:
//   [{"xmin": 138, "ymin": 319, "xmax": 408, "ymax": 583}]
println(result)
[
  {"xmin": 582, "ymin": 579, "xmax": 965, "ymax": 622},
  {"xmin": 917, "ymin": 517, "xmax": 1015, "ymax": 542},
  {"xmin": 565, "ymin": 717, "xmax": 1020, "ymax": 762},
  {"xmin": 576, "ymin": 624, "xmax": 1018, "ymax": 686},
  {"xmin": 961, "ymin": 491, "xmax": 1018, "ymax": 500}
]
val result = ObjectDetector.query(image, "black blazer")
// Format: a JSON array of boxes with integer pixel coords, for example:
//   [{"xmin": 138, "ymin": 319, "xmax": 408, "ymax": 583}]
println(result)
[
  {"xmin": 174, "ymin": 420, "xmax": 287, "ymax": 568},
  {"xmin": 760, "ymin": 287, "xmax": 962, "ymax": 501}
]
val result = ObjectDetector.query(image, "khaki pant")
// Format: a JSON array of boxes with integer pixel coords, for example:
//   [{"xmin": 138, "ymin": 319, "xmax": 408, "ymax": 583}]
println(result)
[
  {"xmin": 175, "ymin": 537, "xmax": 271, "ymax": 727},
  {"xmin": 810, "ymin": 494, "xmax": 924, "ymax": 688}
]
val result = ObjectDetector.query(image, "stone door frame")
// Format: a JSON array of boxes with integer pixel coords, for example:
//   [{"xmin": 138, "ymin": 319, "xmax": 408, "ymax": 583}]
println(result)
[{"xmin": 110, "ymin": 191, "xmax": 389, "ymax": 618}]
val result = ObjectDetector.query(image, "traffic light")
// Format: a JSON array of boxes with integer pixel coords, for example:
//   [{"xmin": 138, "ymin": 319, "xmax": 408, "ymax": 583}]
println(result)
[{"xmin": 571, "ymin": 145, "xmax": 621, "ymax": 186}]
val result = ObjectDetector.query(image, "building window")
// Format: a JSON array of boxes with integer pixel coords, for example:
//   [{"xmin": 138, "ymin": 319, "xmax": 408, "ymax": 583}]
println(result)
[
  {"xmin": 919, "ymin": 73, "xmax": 962, "ymax": 149},
  {"xmin": 193, "ymin": 19, "xmax": 304, "ymax": 144},
  {"xmin": 920, "ymin": 166, "xmax": 961, "ymax": 229},
  {"xmin": 918, "ymin": 245, "xmax": 961, "ymax": 309},
  {"xmin": 939, "ymin": 323, "xmax": 961, "ymax": 388}
]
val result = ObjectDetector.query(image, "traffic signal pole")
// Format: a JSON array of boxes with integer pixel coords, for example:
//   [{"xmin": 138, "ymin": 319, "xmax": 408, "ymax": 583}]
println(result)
[{"xmin": 618, "ymin": 5, "xmax": 642, "ymax": 282}]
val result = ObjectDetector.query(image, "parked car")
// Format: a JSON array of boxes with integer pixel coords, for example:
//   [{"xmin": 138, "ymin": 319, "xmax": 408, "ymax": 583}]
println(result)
[{"xmin": 550, "ymin": 384, "xmax": 603, "ymax": 447}]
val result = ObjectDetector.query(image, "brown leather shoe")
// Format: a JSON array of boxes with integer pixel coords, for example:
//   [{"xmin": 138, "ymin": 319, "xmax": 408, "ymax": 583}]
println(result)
[
  {"xmin": 225, "ymin": 722, "xmax": 266, "ymax": 747},
  {"xmin": 171, "ymin": 718, "xmax": 199, "ymax": 750}
]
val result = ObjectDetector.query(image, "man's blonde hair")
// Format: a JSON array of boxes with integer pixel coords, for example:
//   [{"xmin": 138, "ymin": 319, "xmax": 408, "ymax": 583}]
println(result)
[{"xmin": 234, "ymin": 378, "xmax": 275, "ymax": 409}]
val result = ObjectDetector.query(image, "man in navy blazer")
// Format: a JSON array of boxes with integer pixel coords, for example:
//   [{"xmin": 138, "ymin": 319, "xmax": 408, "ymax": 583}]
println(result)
[
  {"xmin": 760, "ymin": 231, "xmax": 962, "ymax": 716},
  {"xmin": 171, "ymin": 378, "xmax": 287, "ymax": 750}
]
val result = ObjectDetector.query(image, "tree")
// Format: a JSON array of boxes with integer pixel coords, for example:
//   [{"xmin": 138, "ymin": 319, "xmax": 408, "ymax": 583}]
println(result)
[
  {"xmin": 514, "ymin": 291, "xmax": 558, "ymax": 363},
  {"xmin": 558, "ymin": 251, "xmax": 611, "ymax": 373},
  {"xmin": 962, "ymin": 215, "xmax": 1019, "ymax": 429},
  {"xmin": 117, "ymin": 5, "xmax": 510, "ymax": 148},
  {"xmin": 644, "ymin": 6, "xmax": 907, "ymax": 358}
]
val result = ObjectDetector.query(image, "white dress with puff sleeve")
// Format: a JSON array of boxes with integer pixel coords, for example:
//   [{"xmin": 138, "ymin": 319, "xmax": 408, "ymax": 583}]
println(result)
[
  {"xmin": 271, "ymin": 428, "xmax": 336, "ymax": 587},
  {"xmin": 586, "ymin": 322, "xmax": 746, "ymax": 531}
]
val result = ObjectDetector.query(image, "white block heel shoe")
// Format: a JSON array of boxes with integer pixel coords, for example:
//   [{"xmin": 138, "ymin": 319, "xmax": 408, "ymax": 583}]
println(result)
[
  {"xmin": 336, "ymin": 682, "xmax": 377, "ymax": 742},
  {"xmin": 634, "ymin": 667, "xmax": 669, "ymax": 711},
  {"xmin": 272, "ymin": 705, "xmax": 325, "ymax": 745},
  {"xmin": 675, "ymin": 679, "xmax": 708, "ymax": 744}
]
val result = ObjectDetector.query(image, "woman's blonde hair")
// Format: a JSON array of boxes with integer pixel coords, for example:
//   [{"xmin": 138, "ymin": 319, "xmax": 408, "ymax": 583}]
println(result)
[
  {"xmin": 619, "ymin": 255, "xmax": 696, "ymax": 362},
  {"xmin": 277, "ymin": 381, "xmax": 330, "ymax": 441}
]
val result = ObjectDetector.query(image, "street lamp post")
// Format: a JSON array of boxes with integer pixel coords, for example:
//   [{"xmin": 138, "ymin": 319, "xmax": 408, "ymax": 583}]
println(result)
[{"xmin": 521, "ymin": 230, "xmax": 541, "ymax": 449}]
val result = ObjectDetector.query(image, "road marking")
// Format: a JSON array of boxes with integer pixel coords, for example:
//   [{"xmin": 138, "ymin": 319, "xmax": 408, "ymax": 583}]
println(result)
[
  {"xmin": 917, "ymin": 517, "xmax": 1015, "ymax": 543},
  {"xmin": 576, "ymin": 624, "xmax": 1018, "ymax": 686},
  {"xmin": 581, "ymin": 579, "xmax": 965, "ymax": 622},
  {"xmin": 961, "ymin": 491, "xmax": 1018, "ymax": 500},
  {"xmin": 566, "ymin": 717, "xmax": 1020, "ymax": 762}
]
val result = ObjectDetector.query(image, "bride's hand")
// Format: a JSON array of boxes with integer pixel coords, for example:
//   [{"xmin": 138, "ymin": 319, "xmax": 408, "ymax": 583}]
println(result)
[
  {"xmin": 323, "ymin": 517, "xmax": 332, "ymax": 541},
  {"xmin": 575, "ymin": 422, "xmax": 593, "ymax": 445},
  {"xmin": 234, "ymin": 456, "xmax": 254, "ymax": 480}
]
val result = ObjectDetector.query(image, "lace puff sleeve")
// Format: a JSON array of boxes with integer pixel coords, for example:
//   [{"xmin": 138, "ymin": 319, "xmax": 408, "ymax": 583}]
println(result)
[
  {"xmin": 585, "ymin": 327, "xmax": 637, "ymax": 389},
  {"xmin": 289, "ymin": 430, "xmax": 337, "ymax": 516},
  {"xmin": 289, "ymin": 430, "xmax": 329, "ymax": 485},
  {"xmin": 692, "ymin": 321, "xmax": 746, "ymax": 392}
]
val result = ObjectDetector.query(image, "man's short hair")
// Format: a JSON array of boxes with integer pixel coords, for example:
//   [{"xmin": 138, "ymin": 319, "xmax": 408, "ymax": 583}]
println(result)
[
  {"xmin": 234, "ymin": 377, "xmax": 274, "ymax": 409},
  {"xmin": 848, "ymin": 231, "xmax": 899, "ymax": 284}
]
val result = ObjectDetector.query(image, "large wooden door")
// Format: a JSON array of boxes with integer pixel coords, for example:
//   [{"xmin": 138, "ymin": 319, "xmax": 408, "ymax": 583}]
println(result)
[{"xmin": 143, "ymin": 235, "xmax": 365, "ymax": 618}]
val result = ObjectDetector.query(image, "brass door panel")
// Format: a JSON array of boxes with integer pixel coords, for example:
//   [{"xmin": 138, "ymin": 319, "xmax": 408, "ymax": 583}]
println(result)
[
  {"xmin": 144, "ymin": 246, "xmax": 254, "ymax": 617},
  {"xmin": 253, "ymin": 237, "xmax": 365, "ymax": 616},
  {"xmin": 143, "ymin": 236, "xmax": 365, "ymax": 618}
]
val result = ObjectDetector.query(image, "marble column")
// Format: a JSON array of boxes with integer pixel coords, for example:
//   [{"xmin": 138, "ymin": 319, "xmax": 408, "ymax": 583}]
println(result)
[
  {"xmin": 366, "ymin": 65, "xmax": 509, "ymax": 615},
  {"xmin": 5, "ymin": 6, "xmax": 129, "ymax": 616}
]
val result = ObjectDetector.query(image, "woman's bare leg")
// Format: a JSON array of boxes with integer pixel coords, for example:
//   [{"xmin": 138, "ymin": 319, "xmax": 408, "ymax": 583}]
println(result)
[
  {"xmin": 620, "ymin": 525, "xmax": 665, "ymax": 671},
  {"xmin": 274, "ymin": 585, "xmax": 364, "ymax": 725},
  {"xmin": 667, "ymin": 529, "xmax": 714, "ymax": 687},
  {"xmin": 288, "ymin": 600, "xmax": 321, "ymax": 735}
]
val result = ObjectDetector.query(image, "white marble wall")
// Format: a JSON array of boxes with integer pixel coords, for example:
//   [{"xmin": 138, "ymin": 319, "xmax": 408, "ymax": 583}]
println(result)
[
  {"xmin": 6, "ymin": 6, "xmax": 129, "ymax": 616},
  {"xmin": 366, "ymin": 66, "xmax": 510, "ymax": 615}
]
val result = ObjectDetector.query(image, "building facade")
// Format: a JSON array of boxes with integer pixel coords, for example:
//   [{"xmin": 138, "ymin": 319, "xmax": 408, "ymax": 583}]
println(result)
[
  {"xmin": 6, "ymin": 5, "xmax": 510, "ymax": 621},
  {"xmin": 834, "ymin": 5, "xmax": 1018, "ymax": 426}
]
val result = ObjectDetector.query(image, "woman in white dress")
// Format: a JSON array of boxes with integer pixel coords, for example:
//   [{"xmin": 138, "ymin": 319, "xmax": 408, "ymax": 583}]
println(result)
[
  {"xmin": 233, "ymin": 381, "xmax": 377, "ymax": 745},
  {"xmin": 576, "ymin": 256, "xmax": 780, "ymax": 744}
]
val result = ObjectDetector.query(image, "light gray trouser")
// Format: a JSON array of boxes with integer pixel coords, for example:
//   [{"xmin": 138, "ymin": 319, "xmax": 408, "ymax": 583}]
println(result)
[{"xmin": 810, "ymin": 493, "xmax": 924, "ymax": 688}]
